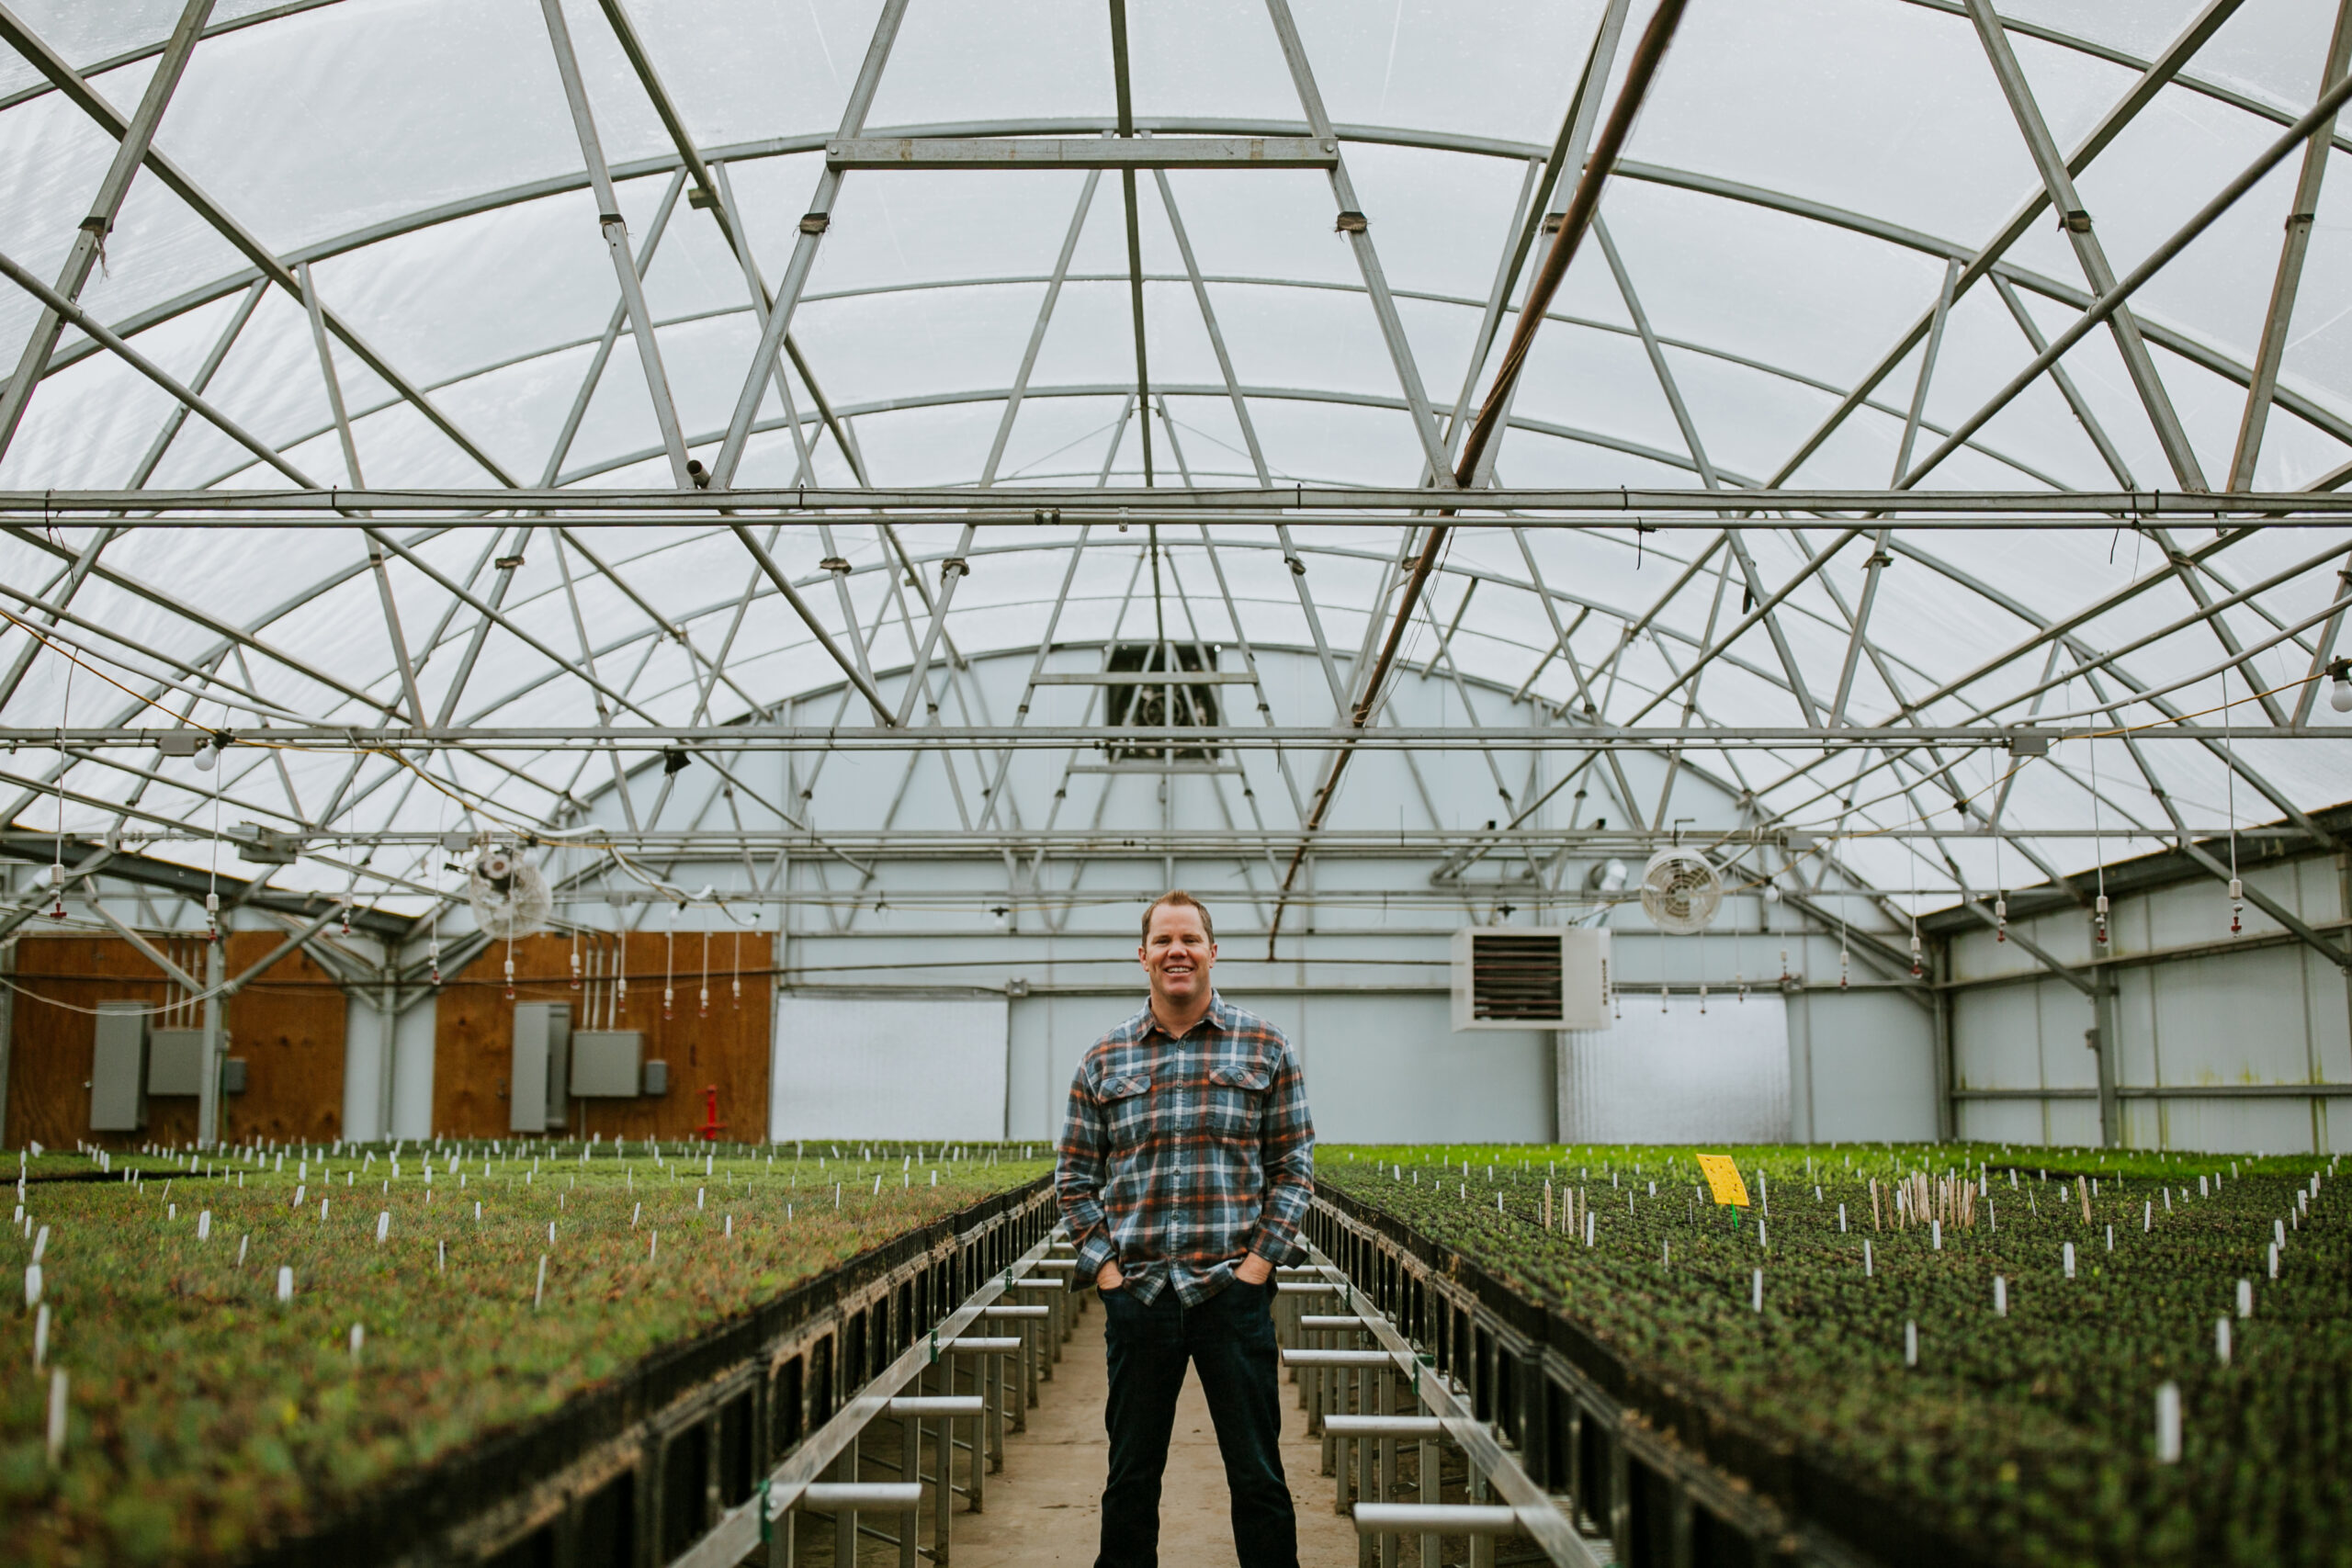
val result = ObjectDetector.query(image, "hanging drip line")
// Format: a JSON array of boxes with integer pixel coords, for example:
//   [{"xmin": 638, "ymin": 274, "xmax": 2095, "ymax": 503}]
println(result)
[
  {"xmin": 2225, "ymin": 668, "xmax": 2242, "ymax": 936},
  {"xmin": 206, "ymin": 730, "xmax": 223, "ymax": 942},
  {"xmin": 49, "ymin": 649, "xmax": 74, "ymax": 916},
  {"xmin": 503, "ymin": 936, "xmax": 515, "ymax": 1000},
  {"xmin": 699, "ymin": 928, "xmax": 710, "ymax": 1019},
  {"xmin": 1838, "ymin": 902, "xmax": 1850, "ymax": 991},
  {"xmin": 2088, "ymin": 716, "xmax": 2109, "ymax": 947},
  {"xmin": 1993, "ymin": 753, "xmax": 2008, "ymax": 942},
  {"xmin": 663, "ymin": 908, "xmax": 676, "ymax": 1021},
  {"xmin": 731, "ymin": 925, "xmax": 742, "ymax": 1009}
]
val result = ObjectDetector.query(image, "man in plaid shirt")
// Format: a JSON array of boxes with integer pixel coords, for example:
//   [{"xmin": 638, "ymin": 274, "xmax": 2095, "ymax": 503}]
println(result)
[{"xmin": 1057, "ymin": 891, "xmax": 1315, "ymax": 1568}]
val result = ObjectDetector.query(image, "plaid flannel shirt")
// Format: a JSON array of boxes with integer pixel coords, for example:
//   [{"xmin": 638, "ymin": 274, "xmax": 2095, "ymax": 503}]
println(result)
[{"xmin": 1056, "ymin": 992, "xmax": 1315, "ymax": 1306}]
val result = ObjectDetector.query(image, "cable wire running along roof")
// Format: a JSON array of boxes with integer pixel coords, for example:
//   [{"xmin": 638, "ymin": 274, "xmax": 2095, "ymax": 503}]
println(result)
[{"xmin": 0, "ymin": 0, "xmax": 2348, "ymax": 945}]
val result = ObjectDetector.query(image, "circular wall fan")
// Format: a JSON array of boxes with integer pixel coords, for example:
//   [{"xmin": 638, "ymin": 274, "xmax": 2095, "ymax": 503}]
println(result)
[
  {"xmin": 467, "ymin": 844, "xmax": 553, "ymax": 940},
  {"xmin": 1639, "ymin": 848, "xmax": 1723, "ymax": 934}
]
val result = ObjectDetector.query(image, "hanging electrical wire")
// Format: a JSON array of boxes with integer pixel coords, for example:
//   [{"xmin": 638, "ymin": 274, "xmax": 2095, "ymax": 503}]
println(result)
[{"xmin": 698, "ymin": 928, "xmax": 710, "ymax": 1020}]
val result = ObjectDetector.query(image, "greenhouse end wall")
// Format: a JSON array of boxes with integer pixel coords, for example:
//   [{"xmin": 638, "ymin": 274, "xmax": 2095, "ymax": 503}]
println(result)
[{"xmin": 1946, "ymin": 846, "xmax": 2352, "ymax": 1155}]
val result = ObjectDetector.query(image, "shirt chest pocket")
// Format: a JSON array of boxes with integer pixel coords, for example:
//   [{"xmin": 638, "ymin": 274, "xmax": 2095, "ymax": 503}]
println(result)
[
  {"xmin": 1100, "ymin": 1073, "xmax": 1154, "ymax": 1144},
  {"xmin": 1204, "ymin": 1062, "xmax": 1271, "ymax": 1141}
]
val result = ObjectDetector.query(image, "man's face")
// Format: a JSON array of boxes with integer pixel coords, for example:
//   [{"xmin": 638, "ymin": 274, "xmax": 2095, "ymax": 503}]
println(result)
[{"xmin": 1140, "ymin": 904, "xmax": 1216, "ymax": 1010}]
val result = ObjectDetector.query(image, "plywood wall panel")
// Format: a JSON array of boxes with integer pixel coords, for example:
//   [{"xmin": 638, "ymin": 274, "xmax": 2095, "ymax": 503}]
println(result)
[
  {"xmin": 218, "ymin": 931, "xmax": 346, "ymax": 1145},
  {"xmin": 433, "ymin": 932, "xmax": 773, "ymax": 1143},
  {"xmin": 5, "ymin": 933, "xmax": 346, "ymax": 1148}
]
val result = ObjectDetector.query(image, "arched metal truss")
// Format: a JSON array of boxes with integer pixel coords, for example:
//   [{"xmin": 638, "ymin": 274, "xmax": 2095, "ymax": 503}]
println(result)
[{"xmin": 1, "ymin": 0, "xmax": 2349, "ymax": 985}]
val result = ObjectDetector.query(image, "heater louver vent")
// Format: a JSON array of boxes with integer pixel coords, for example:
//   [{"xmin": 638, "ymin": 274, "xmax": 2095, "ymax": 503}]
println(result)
[
  {"xmin": 1450, "ymin": 928, "xmax": 1611, "ymax": 1032},
  {"xmin": 1467, "ymin": 934, "xmax": 1566, "ymax": 1021}
]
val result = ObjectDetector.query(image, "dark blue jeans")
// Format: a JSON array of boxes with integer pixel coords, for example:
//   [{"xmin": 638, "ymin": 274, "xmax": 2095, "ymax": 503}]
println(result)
[{"xmin": 1096, "ymin": 1277, "xmax": 1297, "ymax": 1568}]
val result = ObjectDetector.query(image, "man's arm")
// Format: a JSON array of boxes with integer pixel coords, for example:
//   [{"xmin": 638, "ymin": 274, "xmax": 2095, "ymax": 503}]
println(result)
[
  {"xmin": 1244, "ymin": 1040, "xmax": 1316, "ymax": 1270},
  {"xmin": 1055, "ymin": 1060, "xmax": 1120, "ymax": 1282}
]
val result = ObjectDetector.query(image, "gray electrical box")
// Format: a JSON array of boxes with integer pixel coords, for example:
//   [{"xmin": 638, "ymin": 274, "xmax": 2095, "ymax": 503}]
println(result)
[
  {"xmin": 148, "ymin": 1029, "xmax": 206, "ymax": 1096},
  {"xmin": 220, "ymin": 1058, "xmax": 248, "ymax": 1095},
  {"xmin": 570, "ymin": 1030, "xmax": 643, "ymax": 1098},
  {"xmin": 91, "ymin": 1005, "xmax": 149, "ymax": 1132},
  {"xmin": 510, "ymin": 1003, "xmax": 573, "ymax": 1134},
  {"xmin": 641, "ymin": 1059, "xmax": 669, "ymax": 1098}
]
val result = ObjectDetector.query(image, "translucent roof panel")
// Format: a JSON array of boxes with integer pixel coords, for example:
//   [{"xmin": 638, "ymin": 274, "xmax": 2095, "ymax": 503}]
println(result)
[{"xmin": 0, "ymin": 0, "xmax": 2347, "ymax": 927}]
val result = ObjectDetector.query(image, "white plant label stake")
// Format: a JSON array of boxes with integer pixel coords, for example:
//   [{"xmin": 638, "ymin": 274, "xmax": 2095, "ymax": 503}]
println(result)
[
  {"xmin": 277, "ymin": 1267, "xmax": 293, "ymax": 1304},
  {"xmin": 1905, "ymin": 1320, "xmax": 1917, "ymax": 1367},
  {"xmin": 45, "ymin": 1369, "xmax": 66, "ymax": 1468},
  {"xmin": 1994, "ymin": 1276, "xmax": 2007, "ymax": 1316},
  {"xmin": 535, "ymin": 1255, "xmax": 548, "ymax": 1310},
  {"xmin": 377, "ymin": 1212, "xmax": 390, "ymax": 1245},
  {"xmin": 2155, "ymin": 1382, "xmax": 2182, "ymax": 1463}
]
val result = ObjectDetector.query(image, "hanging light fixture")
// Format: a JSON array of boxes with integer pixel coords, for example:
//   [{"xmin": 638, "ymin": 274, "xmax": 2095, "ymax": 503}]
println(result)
[{"xmin": 2328, "ymin": 657, "xmax": 2351, "ymax": 713}]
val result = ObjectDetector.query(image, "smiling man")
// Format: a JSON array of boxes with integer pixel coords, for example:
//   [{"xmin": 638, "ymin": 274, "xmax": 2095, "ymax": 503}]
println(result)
[{"xmin": 1057, "ymin": 891, "xmax": 1316, "ymax": 1568}]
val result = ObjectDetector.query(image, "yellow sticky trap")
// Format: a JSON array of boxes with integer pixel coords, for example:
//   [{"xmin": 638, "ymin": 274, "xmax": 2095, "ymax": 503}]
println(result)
[{"xmin": 1696, "ymin": 1154, "xmax": 1750, "ymax": 1208}]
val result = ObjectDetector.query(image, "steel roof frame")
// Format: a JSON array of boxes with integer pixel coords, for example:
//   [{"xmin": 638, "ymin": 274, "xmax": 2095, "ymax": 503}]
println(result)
[{"xmin": 0, "ymin": 1, "xmax": 2347, "ymax": 941}]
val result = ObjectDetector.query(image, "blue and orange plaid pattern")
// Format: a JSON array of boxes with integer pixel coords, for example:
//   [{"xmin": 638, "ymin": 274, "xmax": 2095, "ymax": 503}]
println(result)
[{"xmin": 1056, "ymin": 992, "xmax": 1317, "ymax": 1305}]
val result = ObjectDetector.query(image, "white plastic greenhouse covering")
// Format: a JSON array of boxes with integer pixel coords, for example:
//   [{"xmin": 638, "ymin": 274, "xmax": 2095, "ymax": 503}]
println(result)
[{"xmin": 0, "ymin": 0, "xmax": 2347, "ymax": 921}]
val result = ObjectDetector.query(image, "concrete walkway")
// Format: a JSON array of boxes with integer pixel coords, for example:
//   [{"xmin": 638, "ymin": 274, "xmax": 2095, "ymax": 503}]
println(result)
[{"xmin": 949, "ymin": 1293, "xmax": 1359, "ymax": 1567}]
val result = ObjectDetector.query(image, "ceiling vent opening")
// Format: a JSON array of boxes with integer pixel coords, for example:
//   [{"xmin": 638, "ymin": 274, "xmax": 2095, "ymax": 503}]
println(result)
[
  {"xmin": 1451, "ymin": 928, "xmax": 1611, "ymax": 1032},
  {"xmin": 1104, "ymin": 643, "xmax": 1220, "ymax": 761}
]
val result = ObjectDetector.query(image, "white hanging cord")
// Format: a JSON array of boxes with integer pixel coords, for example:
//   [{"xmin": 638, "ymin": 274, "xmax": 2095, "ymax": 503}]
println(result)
[
  {"xmin": 1993, "ymin": 755, "xmax": 2007, "ymax": 942},
  {"xmin": 698, "ymin": 928, "xmax": 711, "ymax": 1019},
  {"xmin": 1838, "ymin": 900, "xmax": 1850, "ymax": 991},
  {"xmin": 48, "ymin": 655, "xmax": 73, "ymax": 917},
  {"xmin": 570, "ymin": 843, "xmax": 583, "ymax": 990},
  {"xmin": 2225, "ymin": 668, "xmax": 2242, "ymax": 936},
  {"xmin": 2090, "ymin": 729, "xmax": 2109, "ymax": 947},
  {"xmin": 1909, "ymin": 908, "xmax": 1923, "ymax": 979},
  {"xmin": 206, "ymin": 748, "xmax": 222, "ymax": 942},
  {"xmin": 663, "ymin": 906, "xmax": 676, "ymax": 1021}
]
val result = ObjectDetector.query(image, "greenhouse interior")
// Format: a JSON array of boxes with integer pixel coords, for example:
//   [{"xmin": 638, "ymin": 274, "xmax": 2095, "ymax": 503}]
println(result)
[{"xmin": 0, "ymin": 0, "xmax": 2348, "ymax": 1563}]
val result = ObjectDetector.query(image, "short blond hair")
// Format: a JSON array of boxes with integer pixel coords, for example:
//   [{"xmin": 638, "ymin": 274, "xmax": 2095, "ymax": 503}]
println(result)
[{"xmin": 1140, "ymin": 891, "xmax": 1215, "ymax": 944}]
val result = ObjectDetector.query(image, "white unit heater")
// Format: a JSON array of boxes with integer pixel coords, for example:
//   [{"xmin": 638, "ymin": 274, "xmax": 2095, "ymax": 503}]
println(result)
[{"xmin": 1451, "ymin": 928, "xmax": 1611, "ymax": 1032}]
